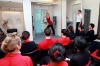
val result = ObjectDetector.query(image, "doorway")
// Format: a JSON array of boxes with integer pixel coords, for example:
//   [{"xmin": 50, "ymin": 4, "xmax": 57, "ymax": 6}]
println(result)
[
  {"xmin": 72, "ymin": 3, "xmax": 81, "ymax": 31},
  {"xmin": 97, "ymin": 4, "xmax": 100, "ymax": 39},
  {"xmin": 33, "ymin": 9, "xmax": 48, "ymax": 39}
]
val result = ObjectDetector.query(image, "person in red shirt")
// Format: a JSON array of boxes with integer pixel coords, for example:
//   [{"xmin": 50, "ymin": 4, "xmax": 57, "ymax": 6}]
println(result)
[
  {"xmin": 0, "ymin": 32, "xmax": 33, "ymax": 66},
  {"xmin": 46, "ymin": 13, "xmax": 55, "ymax": 35},
  {"xmin": 38, "ymin": 28, "xmax": 56, "ymax": 50},
  {"xmin": 42, "ymin": 43, "xmax": 68, "ymax": 66},
  {"xmin": 57, "ymin": 29, "xmax": 70, "ymax": 46}
]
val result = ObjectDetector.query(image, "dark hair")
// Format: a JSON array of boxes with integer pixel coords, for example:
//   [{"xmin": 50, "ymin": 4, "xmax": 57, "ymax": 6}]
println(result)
[
  {"xmin": 68, "ymin": 26, "xmax": 74, "ymax": 33},
  {"xmin": 74, "ymin": 36, "xmax": 87, "ymax": 51},
  {"xmin": 61, "ymin": 29, "xmax": 67, "ymax": 36},
  {"xmin": 49, "ymin": 43, "xmax": 65, "ymax": 62},
  {"xmin": 21, "ymin": 31, "xmax": 30, "ymax": 40},
  {"xmin": 78, "ymin": 10, "xmax": 82, "ymax": 13},
  {"xmin": 7, "ymin": 29, "xmax": 17, "ymax": 33},
  {"xmin": 90, "ymin": 23, "xmax": 95, "ymax": 28},
  {"xmin": 44, "ymin": 28, "xmax": 51, "ymax": 36}
]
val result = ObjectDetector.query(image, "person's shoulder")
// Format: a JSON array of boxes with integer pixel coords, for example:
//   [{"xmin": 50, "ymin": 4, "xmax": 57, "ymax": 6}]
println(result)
[
  {"xmin": 51, "ymin": 38, "xmax": 57, "ymax": 41},
  {"xmin": 21, "ymin": 55, "xmax": 32, "ymax": 61},
  {"xmin": 58, "ymin": 61, "xmax": 68, "ymax": 66},
  {"xmin": 57, "ymin": 38, "xmax": 63, "ymax": 41}
]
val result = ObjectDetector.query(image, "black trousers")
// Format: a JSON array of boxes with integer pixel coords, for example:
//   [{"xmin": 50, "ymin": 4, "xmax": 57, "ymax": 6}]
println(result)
[
  {"xmin": 47, "ymin": 24, "xmax": 55, "ymax": 35},
  {"xmin": 76, "ymin": 22, "xmax": 82, "ymax": 35}
]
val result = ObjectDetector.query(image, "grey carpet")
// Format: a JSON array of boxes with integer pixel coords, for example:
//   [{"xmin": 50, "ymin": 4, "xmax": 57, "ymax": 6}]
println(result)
[{"xmin": 34, "ymin": 33, "xmax": 61, "ymax": 44}]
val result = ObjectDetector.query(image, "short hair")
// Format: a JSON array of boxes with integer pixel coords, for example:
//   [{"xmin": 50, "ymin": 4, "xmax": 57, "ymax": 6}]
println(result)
[
  {"xmin": 61, "ymin": 29, "xmax": 67, "ymax": 36},
  {"xmin": 44, "ymin": 28, "xmax": 51, "ymax": 36},
  {"xmin": 21, "ymin": 31, "xmax": 30, "ymax": 40},
  {"xmin": 49, "ymin": 43, "xmax": 65, "ymax": 62},
  {"xmin": 1, "ymin": 34, "xmax": 21, "ymax": 53},
  {"xmin": 78, "ymin": 10, "xmax": 82, "ymax": 13},
  {"xmin": 90, "ymin": 23, "xmax": 95, "ymax": 28},
  {"xmin": 74, "ymin": 36, "xmax": 87, "ymax": 51},
  {"xmin": 68, "ymin": 26, "xmax": 74, "ymax": 32}
]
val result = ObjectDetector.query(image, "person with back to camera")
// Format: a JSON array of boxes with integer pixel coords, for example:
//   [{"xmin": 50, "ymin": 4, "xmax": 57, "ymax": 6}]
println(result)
[
  {"xmin": 46, "ymin": 13, "xmax": 55, "ymax": 36},
  {"xmin": 66, "ymin": 36, "xmax": 90, "ymax": 66},
  {"xmin": 67, "ymin": 26, "xmax": 76, "ymax": 41},
  {"xmin": 42, "ymin": 43, "xmax": 68, "ymax": 66},
  {"xmin": 38, "ymin": 28, "xmax": 56, "ymax": 65},
  {"xmin": 0, "ymin": 30, "xmax": 33, "ymax": 66},
  {"xmin": 57, "ymin": 29, "xmax": 71, "ymax": 46},
  {"xmin": 20, "ymin": 31, "xmax": 38, "ymax": 65},
  {"xmin": 38, "ymin": 28, "xmax": 56, "ymax": 51},
  {"xmin": 0, "ymin": 29, "xmax": 18, "ymax": 59},
  {"xmin": 77, "ymin": 26, "xmax": 85, "ymax": 37}
]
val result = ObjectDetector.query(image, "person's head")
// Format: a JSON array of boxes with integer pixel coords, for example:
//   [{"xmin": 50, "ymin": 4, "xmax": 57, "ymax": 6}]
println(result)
[
  {"xmin": 44, "ymin": 28, "xmax": 51, "ymax": 37},
  {"xmin": 61, "ymin": 29, "xmax": 67, "ymax": 37},
  {"xmin": 74, "ymin": 36, "xmax": 87, "ymax": 51},
  {"xmin": 7, "ymin": 28, "xmax": 17, "ymax": 36},
  {"xmin": 46, "ymin": 12, "xmax": 50, "ymax": 17},
  {"xmin": 1, "ymin": 34, "xmax": 21, "ymax": 53},
  {"xmin": 77, "ymin": 10, "xmax": 82, "ymax": 14},
  {"xmin": 89, "ymin": 23, "xmax": 95, "ymax": 31},
  {"xmin": 49, "ymin": 43, "xmax": 65, "ymax": 62},
  {"xmin": 21, "ymin": 31, "xmax": 30, "ymax": 40},
  {"xmin": 68, "ymin": 26, "xmax": 74, "ymax": 33},
  {"xmin": 78, "ymin": 26, "xmax": 84, "ymax": 31}
]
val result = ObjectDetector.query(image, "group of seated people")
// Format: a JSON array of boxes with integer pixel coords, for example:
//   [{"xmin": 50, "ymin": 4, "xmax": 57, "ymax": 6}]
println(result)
[{"xmin": 0, "ymin": 23, "xmax": 100, "ymax": 66}]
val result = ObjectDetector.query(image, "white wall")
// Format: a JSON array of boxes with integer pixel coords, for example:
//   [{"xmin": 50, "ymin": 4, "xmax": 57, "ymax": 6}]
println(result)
[
  {"xmin": 53, "ymin": 0, "xmax": 62, "ymax": 36},
  {"xmin": 83, "ymin": 0, "xmax": 100, "ymax": 34},
  {"xmin": 61, "ymin": 0, "xmax": 67, "ymax": 29},
  {"xmin": 23, "ymin": 0, "xmax": 33, "ymax": 41},
  {"xmin": 53, "ymin": 0, "xmax": 67, "ymax": 36},
  {"xmin": 1, "ymin": 11, "xmax": 25, "ymax": 36},
  {"xmin": 0, "ymin": 10, "xmax": 2, "ymax": 20},
  {"xmin": 67, "ymin": 0, "xmax": 82, "ymax": 21}
]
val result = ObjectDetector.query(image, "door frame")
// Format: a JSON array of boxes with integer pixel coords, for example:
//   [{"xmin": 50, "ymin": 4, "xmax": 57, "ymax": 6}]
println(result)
[
  {"xmin": 72, "ymin": 3, "xmax": 82, "ymax": 31},
  {"xmin": 32, "ymin": 6, "xmax": 49, "ymax": 39},
  {"xmin": 97, "ymin": 4, "xmax": 100, "ymax": 39}
]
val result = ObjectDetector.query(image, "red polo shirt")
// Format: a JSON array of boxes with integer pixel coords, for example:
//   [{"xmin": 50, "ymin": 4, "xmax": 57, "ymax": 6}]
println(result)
[
  {"xmin": 57, "ymin": 37, "xmax": 71, "ymax": 46},
  {"xmin": 0, "ymin": 53, "xmax": 33, "ymax": 66},
  {"xmin": 42, "ymin": 61, "xmax": 68, "ymax": 66},
  {"xmin": 46, "ymin": 17, "xmax": 53, "ymax": 25},
  {"xmin": 38, "ymin": 38, "xmax": 56, "ymax": 50}
]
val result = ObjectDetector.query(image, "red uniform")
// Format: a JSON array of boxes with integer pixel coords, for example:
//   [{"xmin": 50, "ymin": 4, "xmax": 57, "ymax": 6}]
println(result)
[
  {"xmin": 42, "ymin": 61, "xmax": 68, "ymax": 66},
  {"xmin": 0, "ymin": 53, "xmax": 33, "ymax": 66},
  {"xmin": 38, "ymin": 38, "xmax": 56, "ymax": 50},
  {"xmin": 57, "ymin": 37, "xmax": 71, "ymax": 46},
  {"xmin": 46, "ymin": 17, "xmax": 53, "ymax": 25}
]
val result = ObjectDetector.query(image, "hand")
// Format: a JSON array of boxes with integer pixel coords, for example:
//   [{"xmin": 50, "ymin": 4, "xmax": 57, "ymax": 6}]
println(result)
[{"xmin": 65, "ymin": 58, "xmax": 70, "ymax": 61}]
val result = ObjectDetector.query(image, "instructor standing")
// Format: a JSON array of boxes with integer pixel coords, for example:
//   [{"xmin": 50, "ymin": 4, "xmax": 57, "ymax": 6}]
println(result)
[
  {"xmin": 76, "ymin": 10, "xmax": 83, "ymax": 35},
  {"xmin": 46, "ymin": 13, "xmax": 55, "ymax": 35}
]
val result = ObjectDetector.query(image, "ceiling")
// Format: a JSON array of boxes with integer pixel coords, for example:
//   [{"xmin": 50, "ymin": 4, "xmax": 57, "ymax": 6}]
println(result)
[{"xmin": 0, "ymin": 1, "xmax": 23, "ymax": 8}]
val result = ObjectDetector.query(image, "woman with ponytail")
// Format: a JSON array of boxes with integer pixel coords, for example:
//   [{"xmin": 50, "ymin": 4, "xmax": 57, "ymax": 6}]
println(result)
[
  {"xmin": 42, "ymin": 43, "xmax": 68, "ymax": 66},
  {"xmin": 0, "ymin": 29, "xmax": 33, "ymax": 66},
  {"xmin": 68, "ymin": 36, "xmax": 90, "ymax": 66},
  {"xmin": 21, "ymin": 31, "xmax": 38, "ymax": 65}
]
